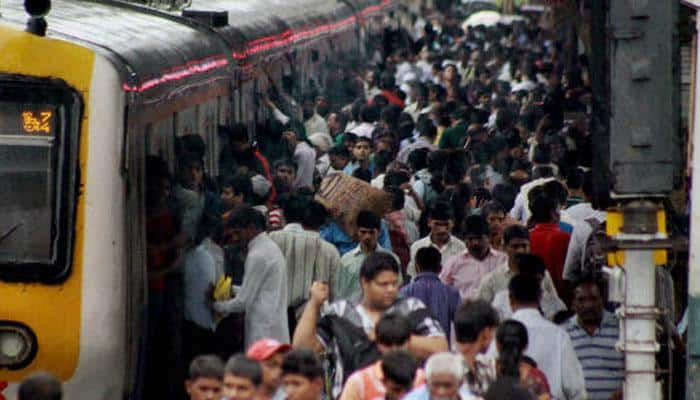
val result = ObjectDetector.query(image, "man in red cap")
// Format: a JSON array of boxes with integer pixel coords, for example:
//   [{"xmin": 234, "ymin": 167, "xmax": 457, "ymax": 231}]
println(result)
[{"xmin": 247, "ymin": 339, "xmax": 291, "ymax": 400}]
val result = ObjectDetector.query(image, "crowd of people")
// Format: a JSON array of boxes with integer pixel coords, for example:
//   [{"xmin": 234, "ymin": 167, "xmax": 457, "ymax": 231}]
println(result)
[{"xmin": 139, "ymin": 4, "xmax": 684, "ymax": 400}]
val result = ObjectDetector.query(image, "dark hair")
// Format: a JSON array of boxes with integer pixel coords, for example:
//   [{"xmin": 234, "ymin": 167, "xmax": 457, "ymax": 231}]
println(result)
[
  {"xmin": 528, "ymin": 192, "xmax": 556, "ymax": 223},
  {"xmin": 408, "ymin": 147, "xmax": 430, "ymax": 171},
  {"xmin": 283, "ymin": 193, "xmax": 310, "ymax": 224},
  {"xmin": 543, "ymin": 180, "xmax": 568, "ymax": 208},
  {"xmin": 189, "ymin": 354, "xmax": 225, "ymax": 381},
  {"xmin": 356, "ymin": 210, "xmax": 381, "ymax": 230},
  {"xmin": 381, "ymin": 351, "xmax": 419, "ymax": 389},
  {"xmin": 274, "ymin": 158, "xmax": 297, "ymax": 172},
  {"xmin": 227, "ymin": 205, "xmax": 267, "ymax": 230},
  {"xmin": 572, "ymin": 274, "xmax": 605, "ymax": 296},
  {"xmin": 454, "ymin": 300, "xmax": 499, "ymax": 343},
  {"xmin": 18, "ymin": 372, "xmax": 62, "ymax": 400},
  {"xmin": 532, "ymin": 165, "xmax": 554, "ymax": 179},
  {"xmin": 416, "ymin": 246, "xmax": 442, "ymax": 273},
  {"xmin": 360, "ymin": 252, "xmax": 400, "ymax": 281},
  {"xmin": 582, "ymin": 170, "xmax": 594, "ymax": 199},
  {"xmin": 225, "ymin": 174, "xmax": 253, "ymax": 203},
  {"xmin": 481, "ymin": 201, "xmax": 505, "ymax": 218},
  {"xmin": 463, "ymin": 215, "xmax": 490, "ymax": 237},
  {"xmin": 491, "ymin": 183, "xmax": 516, "ymax": 211},
  {"xmin": 376, "ymin": 314, "xmax": 412, "ymax": 346},
  {"xmin": 177, "ymin": 134, "xmax": 206, "ymax": 160},
  {"xmin": 514, "ymin": 254, "xmax": 545, "ymax": 277},
  {"xmin": 222, "ymin": 123, "xmax": 249, "ymax": 144},
  {"xmin": 282, "ymin": 349, "xmax": 323, "ymax": 380},
  {"xmin": 353, "ymin": 168, "xmax": 372, "ymax": 182},
  {"xmin": 496, "ymin": 320, "xmax": 528, "ymax": 379},
  {"xmin": 428, "ymin": 202, "xmax": 454, "ymax": 222},
  {"xmin": 384, "ymin": 170, "xmax": 411, "ymax": 187},
  {"xmin": 566, "ymin": 168, "xmax": 584, "ymax": 191},
  {"xmin": 385, "ymin": 186, "xmax": 406, "ymax": 212},
  {"xmin": 303, "ymin": 201, "xmax": 328, "ymax": 230},
  {"xmin": 224, "ymin": 354, "xmax": 262, "ymax": 385},
  {"xmin": 329, "ymin": 144, "xmax": 350, "ymax": 158},
  {"xmin": 503, "ymin": 225, "xmax": 529, "ymax": 245},
  {"xmin": 508, "ymin": 274, "xmax": 542, "ymax": 305},
  {"xmin": 484, "ymin": 377, "xmax": 535, "ymax": 400},
  {"xmin": 417, "ymin": 118, "xmax": 438, "ymax": 139}
]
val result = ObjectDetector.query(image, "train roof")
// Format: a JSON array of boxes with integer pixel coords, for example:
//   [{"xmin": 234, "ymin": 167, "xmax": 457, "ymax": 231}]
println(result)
[{"xmin": 0, "ymin": 0, "xmax": 395, "ymax": 105}]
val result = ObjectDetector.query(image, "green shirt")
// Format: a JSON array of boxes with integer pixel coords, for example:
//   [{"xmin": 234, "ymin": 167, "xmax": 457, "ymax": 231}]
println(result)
[{"xmin": 438, "ymin": 121, "xmax": 468, "ymax": 149}]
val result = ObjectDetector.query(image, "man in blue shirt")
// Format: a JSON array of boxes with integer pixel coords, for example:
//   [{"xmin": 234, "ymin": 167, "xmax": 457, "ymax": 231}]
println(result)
[{"xmin": 400, "ymin": 246, "xmax": 460, "ymax": 340}]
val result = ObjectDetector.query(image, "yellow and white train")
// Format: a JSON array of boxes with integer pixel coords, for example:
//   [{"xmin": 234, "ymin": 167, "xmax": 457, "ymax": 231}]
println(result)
[{"xmin": 0, "ymin": 0, "xmax": 397, "ymax": 398}]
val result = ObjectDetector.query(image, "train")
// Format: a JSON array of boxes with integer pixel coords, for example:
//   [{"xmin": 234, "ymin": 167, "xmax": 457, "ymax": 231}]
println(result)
[{"xmin": 0, "ymin": 0, "xmax": 400, "ymax": 398}]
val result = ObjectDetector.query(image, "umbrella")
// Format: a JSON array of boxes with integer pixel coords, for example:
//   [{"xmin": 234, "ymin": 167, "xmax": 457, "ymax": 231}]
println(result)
[{"xmin": 463, "ymin": 10, "xmax": 502, "ymax": 29}]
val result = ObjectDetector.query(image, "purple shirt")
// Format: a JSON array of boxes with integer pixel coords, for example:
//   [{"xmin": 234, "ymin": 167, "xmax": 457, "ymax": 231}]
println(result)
[
  {"xmin": 400, "ymin": 273, "xmax": 460, "ymax": 339},
  {"xmin": 440, "ymin": 249, "xmax": 507, "ymax": 300}
]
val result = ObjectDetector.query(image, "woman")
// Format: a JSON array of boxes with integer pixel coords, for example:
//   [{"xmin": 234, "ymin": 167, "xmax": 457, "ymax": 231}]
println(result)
[{"xmin": 496, "ymin": 320, "xmax": 551, "ymax": 400}]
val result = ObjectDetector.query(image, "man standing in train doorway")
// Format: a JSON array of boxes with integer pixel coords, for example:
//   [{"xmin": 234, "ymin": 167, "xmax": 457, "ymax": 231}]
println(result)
[{"xmin": 213, "ymin": 205, "xmax": 290, "ymax": 349}]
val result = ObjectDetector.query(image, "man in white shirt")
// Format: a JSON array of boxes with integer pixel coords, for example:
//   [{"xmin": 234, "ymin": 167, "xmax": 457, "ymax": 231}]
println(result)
[
  {"xmin": 302, "ymin": 95, "xmax": 329, "ymax": 136},
  {"xmin": 282, "ymin": 129, "xmax": 316, "ymax": 190},
  {"xmin": 508, "ymin": 274, "xmax": 587, "ymax": 400},
  {"xmin": 407, "ymin": 205, "xmax": 465, "ymax": 278}
]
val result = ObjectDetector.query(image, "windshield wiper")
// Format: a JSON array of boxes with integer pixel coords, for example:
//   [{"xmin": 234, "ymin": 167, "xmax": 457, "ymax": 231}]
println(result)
[{"xmin": 0, "ymin": 222, "xmax": 23, "ymax": 245}]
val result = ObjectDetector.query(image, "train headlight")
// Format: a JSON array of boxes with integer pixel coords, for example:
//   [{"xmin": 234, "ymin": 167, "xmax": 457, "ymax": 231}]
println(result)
[{"xmin": 0, "ymin": 323, "xmax": 37, "ymax": 370}]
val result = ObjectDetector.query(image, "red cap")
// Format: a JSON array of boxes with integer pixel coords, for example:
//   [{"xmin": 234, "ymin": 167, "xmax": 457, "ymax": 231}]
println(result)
[{"xmin": 247, "ymin": 339, "xmax": 291, "ymax": 361}]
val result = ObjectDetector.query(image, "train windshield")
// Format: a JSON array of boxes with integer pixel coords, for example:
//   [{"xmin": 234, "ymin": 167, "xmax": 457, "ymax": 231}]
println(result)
[{"xmin": 0, "ymin": 77, "xmax": 81, "ymax": 281}]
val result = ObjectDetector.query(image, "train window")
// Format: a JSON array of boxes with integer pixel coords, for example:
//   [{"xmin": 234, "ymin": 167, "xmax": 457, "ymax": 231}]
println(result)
[{"xmin": 0, "ymin": 76, "xmax": 82, "ymax": 282}]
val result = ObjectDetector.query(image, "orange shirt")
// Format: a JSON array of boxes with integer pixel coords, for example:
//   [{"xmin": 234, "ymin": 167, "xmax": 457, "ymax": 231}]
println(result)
[{"xmin": 340, "ymin": 361, "xmax": 425, "ymax": 400}]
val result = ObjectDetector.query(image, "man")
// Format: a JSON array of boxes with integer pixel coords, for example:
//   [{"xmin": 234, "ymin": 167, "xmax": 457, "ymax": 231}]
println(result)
[
  {"xmin": 453, "ymin": 300, "xmax": 499, "ymax": 397},
  {"xmin": 401, "ymin": 247, "xmax": 460, "ymax": 339},
  {"xmin": 222, "ymin": 354, "xmax": 263, "ymax": 400},
  {"xmin": 397, "ymin": 118, "xmax": 437, "ymax": 165},
  {"xmin": 269, "ymin": 196, "xmax": 341, "ymax": 330},
  {"xmin": 219, "ymin": 123, "xmax": 272, "ymax": 183},
  {"xmin": 273, "ymin": 159, "xmax": 297, "ymax": 188},
  {"xmin": 440, "ymin": 215, "xmax": 507, "ymax": 300},
  {"xmin": 344, "ymin": 136, "xmax": 374, "ymax": 176},
  {"xmin": 327, "ymin": 145, "xmax": 350, "ymax": 175},
  {"xmin": 480, "ymin": 201, "xmax": 506, "ymax": 249},
  {"xmin": 281, "ymin": 349, "xmax": 325, "ymax": 400},
  {"xmin": 17, "ymin": 372, "xmax": 62, "ymax": 400},
  {"xmin": 293, "ymin": 252, "xmax": 448, "ymax": 397},
  {"xmin": 528, "ymin": 191, "xmax": 572, "ymax": 304},
  {"xmin": 403, "ymin": 352, "xmax": 479, "ymax": 400},
  {"xmin": 508, "ymin": 274, "xmax": 587, "ymax": 400},
  {"xmin": 340, "ymin": 314, "xmax": 425, "ymax": 400},
  {"xmin": 327, "ymin": 112, "xmax": 347, "ymax": 140},
  {"xmin": 438, "ymin": 107, "xmax": 469, "ymax": 150},
  {"xmin": 214, "ymin": 205, "xmax": 289, "ymax": 349},
  {"xmin": 477, "ymin": 225, "xmax": 559, "ymax": 304},
  {"xmin": 282, "ymin": 128, "xmax": 316, "ymax": 189},
  {"xmin": 491, "ymin": 254, "xmax": 567, "ymax": 320},
  {"xmin": 335, "ymin": 210, "xmax": 398, "ymax": 302},
  {"xmin": 247, "ymin": 339, "xmax": 291, "ymax": 400},
  {"xmin": 185, "ymin": 355, "xmax": 224, "ymax": 400},
  {"xmin": 381, "ymin": 351, "xmax": 422, "ymax": 400},
  {"xmin": 407, "ymin": 205, "xmax": 465, "ymax": 278},
  {"xmin": 564, "ymin": 278, "xmax": 623, "ymax": 400},
  {"xmin": 302, "ymin": 95, "xmax": 330, "ymax": 136},
  {"xmin": 221, "ymin": 174, "xmax": 253, "ymax": 221}
]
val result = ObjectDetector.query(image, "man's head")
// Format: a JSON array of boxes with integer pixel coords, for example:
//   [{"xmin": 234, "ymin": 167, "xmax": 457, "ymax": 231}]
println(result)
[
  {"xmin": 225, "ymin": 123, "xmax": 251, "ymax": 154},
  {"xmin": 223, "ymin": 355, "xmax": 262, "ymax": 400},
  {"xmin": 221, "ymin": 174, "xmax": 253, "ymax": 210},
  {"xmin": 227, "ymin": 205, "xmax": 266, "ymax": 246},
  {"xmin": 281, "ymin": 349, "xmax": 324, "ymax": 400},
  {"xmin": 302, "ymin": 94, "xmax": 316, "ymax": 120},
  {"xmin": 571, "ymin": 276, "xmax": 605, "ymax": 327},
  {"xmin": 463, "ymin": 215, "xmax": 491, "ymax": 260},
  {"xmin": 18, "ymin": 372, "xmax": 62, "ymax": 400},
  {"xmin": 528, "ymin": 191, "xmax": 558, "ymax": 224},
  {"xmin": 514, "ymin": 254, "xmax": 546, "ymax": 280},
  {"xmin": 328, "ymin": 145, "xmax": 350, "ymax": 170},
  {"xmin": 327, "ymin": 112, "xmax": 347, "ymax": 136},
  {"xmin": 508, "ymin": 274, "xmax": 542, "ymax": 311},
  {"xmin": 480, "ymin": 201, "xmax": 505, "ymax": 238},
  {"xmin": 424, "ymin": 352, "xmax": 464, "ymax": 400},
  {"xmin": 353, "ymin": 137, "xmax": 372, "ymax": 161},
  {"xmin": 356, "ymin": 210, "xmax": 381, "ymax": 252},
  {"xmin": 274, "ymin": 159, "xmax": 297, "ymax": 186},
  {"xmin": 375, "ymin": 313, "xmax": 412, "ymax": 354},
  {"xmin": 503, "ymin": 225, "xmax": 530, "ymax": 269},
  {"xmin": 360, "ymin": 252, "xmax": 401, "ymax": 310},
  {"xmin": 180, "ymin": 155, "xmax": 204, "ymax": 191},
  {"xmin": 247, "ymin": 339, "xmax": 291, "ymax": 396},
  {"xmin": 415, "ymin": 246, "xmax": 442, "ymax": 274},
  {"xmin": 428, "ymin": 203, "xmax": 454, "ymax": 245},
  {"xmin": 186, "ymin": 355, "xmax": 224, "ymax": 400},
  {"xmin": 454, "ymin": 300, "xmax": 499, "ymax": 355},
  {"xmin": 282, "ymin": 194, "xmax": 310, "ymax": 225},
  {"xmin": 381, "ymin": 351, "xmax": 419, "ymax": 400}
]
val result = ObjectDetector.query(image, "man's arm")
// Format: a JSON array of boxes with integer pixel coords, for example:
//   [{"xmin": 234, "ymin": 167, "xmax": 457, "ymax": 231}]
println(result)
[
  {"xmin": 292, "ymin": 281, "xmax": 328, "ymax": 353},
  {"xmin": 561, "ymin": 334, "xmax": 588, "ymax": 400},
  {"xmin": 214, "ymin": 255, "xmax": 267, "ymax": 314},
  {"xmin": 408, "ymin": 335, "xmax": 449, "ymax": 359}
]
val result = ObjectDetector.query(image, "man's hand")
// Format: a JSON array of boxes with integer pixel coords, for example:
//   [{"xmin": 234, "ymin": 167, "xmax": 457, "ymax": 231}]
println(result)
[{"xmin": 309, "ymin": 281, "xmax": 330, "ymax": 307}]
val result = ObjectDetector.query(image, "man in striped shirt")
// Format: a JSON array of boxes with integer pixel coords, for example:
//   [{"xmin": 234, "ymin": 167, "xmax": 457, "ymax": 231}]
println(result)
[{"xmin": 564, "ymin": 277, "xmax": 624, "ymax": 400}]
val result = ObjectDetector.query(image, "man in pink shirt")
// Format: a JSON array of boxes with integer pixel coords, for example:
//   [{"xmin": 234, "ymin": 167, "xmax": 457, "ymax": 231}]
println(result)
[
  {"xmin": 340, "ymin": 314, "xmax": 425, "ymax": 400},
  {"xmin": 440, "ymin": 215, "xmax": 507, "ymax": 300}
]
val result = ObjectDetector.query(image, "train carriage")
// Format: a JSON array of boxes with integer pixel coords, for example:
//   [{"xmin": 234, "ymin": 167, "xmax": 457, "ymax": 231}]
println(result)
[{"xmin": 0, "ymin": 0, "xmax": 397, "ymax": 398}]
